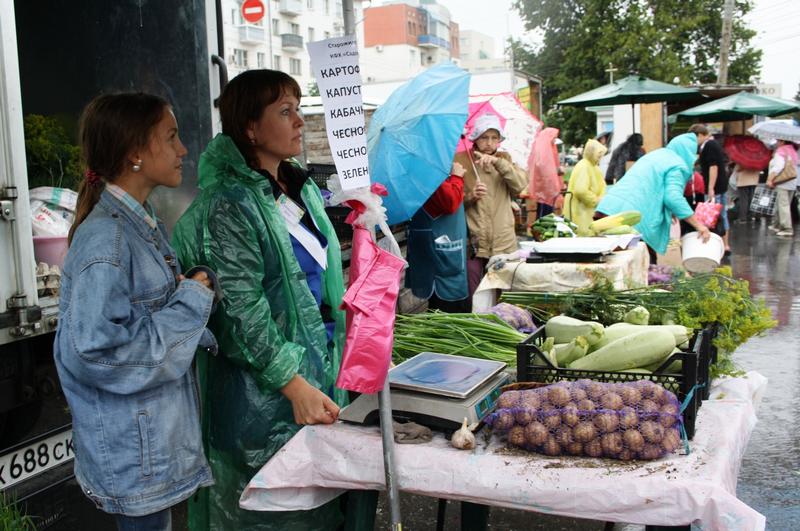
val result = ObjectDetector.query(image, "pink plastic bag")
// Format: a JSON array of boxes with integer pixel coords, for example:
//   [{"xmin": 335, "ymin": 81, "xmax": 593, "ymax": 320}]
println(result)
[
  {"xmin": 694, "ymin": 201, "xmax": 723, "ymax": 228},
  {"xmin": 336, "ymin": 226, "xmax": 406, "ymax": 394}
]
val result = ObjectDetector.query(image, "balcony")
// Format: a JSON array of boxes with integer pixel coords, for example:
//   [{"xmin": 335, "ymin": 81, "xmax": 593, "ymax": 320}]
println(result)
[
  {"xmin": 281, "ymin": 33, "xmax": 304, "ymax": 50},
  {"xmin": 279, "ymin": 0, "xmax": 303, "ymax": 16},
  {"xmin": 417, "ymin": 34, "xmax": 450, "ymax": 50},
  {"xmin": 237, "ymin": 24, "xmax": 265, "ymax": 44}
]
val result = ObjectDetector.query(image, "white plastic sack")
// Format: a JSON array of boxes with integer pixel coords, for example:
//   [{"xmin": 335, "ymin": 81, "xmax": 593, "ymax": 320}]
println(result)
[{"xmin": 29, "ymin": 187, "xmax": 77, "ymax": 237}]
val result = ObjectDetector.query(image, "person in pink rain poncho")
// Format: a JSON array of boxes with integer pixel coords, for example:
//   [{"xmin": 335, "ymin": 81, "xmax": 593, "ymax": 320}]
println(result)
[{"xmin": 527, "ymin": 127, "xmax": 564, "ymax": 222}]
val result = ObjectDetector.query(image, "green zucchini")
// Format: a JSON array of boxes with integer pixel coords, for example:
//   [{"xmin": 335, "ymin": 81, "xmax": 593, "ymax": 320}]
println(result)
[
  {"xmin": 568, "ymin": 329, "xmax": 676, "ymax": 371},
  {"xmin": 603, "ymin": 323, "xmax": 691, "ymax": 348},
  {"xmin": 553, "ymin": 336, "xmax": 590, "ymax": 366},
  {"xmin": 545, "ymin": 315, "xmax": 604, "ymax": 346}
]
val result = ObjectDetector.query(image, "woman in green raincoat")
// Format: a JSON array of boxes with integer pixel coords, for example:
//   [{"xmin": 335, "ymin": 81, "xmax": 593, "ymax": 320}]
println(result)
[
  {"xmin": 563, "ymin": 139, "xmax": 608, "ymax": 235},
  {"xmin": 172, "ymin": 70, "xmax": 348, "ymax": 530}
]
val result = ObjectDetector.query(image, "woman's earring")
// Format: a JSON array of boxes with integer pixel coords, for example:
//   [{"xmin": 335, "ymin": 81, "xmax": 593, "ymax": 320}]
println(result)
[
  {"xmin": 249, "ymin": 137, "xmax": 257, "ymax": 145},
  {"xmin": 132, "ymin": 159, "xmax": 142, "ymax": 172}
]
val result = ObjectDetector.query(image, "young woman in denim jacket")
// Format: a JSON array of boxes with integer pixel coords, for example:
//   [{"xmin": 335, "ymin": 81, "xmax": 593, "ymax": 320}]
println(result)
[{"xmin": 54, "ymin": 93, "xmax": 218, "ymax": 531}]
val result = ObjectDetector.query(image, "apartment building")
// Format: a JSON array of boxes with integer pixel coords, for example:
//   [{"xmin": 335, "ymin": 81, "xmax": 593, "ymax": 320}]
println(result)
[
  {"xmin": 361, "ymin": 0, "xmax": 460, "ymax": 83},
  {"xmin": 459, "ymin": 29, "xmax": 506, "ymax": 72},
  {"xmin": 222, "ymin": 0, "xmax": 365, "ymax": 94}
]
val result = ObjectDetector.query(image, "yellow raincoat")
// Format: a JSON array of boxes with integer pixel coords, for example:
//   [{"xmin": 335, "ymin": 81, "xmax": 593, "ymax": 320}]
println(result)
[{"xmin": 564, "ymin": 139, "xmax": 608, "ymax": 235}]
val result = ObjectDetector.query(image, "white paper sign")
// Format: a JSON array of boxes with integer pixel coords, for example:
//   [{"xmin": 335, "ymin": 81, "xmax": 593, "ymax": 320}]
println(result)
[{"xmin": 307, "ymin": 36, "xmax": 370, "ymax": 191}]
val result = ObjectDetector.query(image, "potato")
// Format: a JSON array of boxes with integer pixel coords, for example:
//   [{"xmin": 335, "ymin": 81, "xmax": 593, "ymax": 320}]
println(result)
[
  {"xmin": 586, "ymin": 381, "xmax": 606, "ymax": 400},
  {"xmin": 619, "ymin": 406, "xmax": 639, "ymax": 429},
  {"xmin": 542, "ymin": 436, "xmax": 562, "ymax": 456},
  {"xmin": 650, "ymin": 384, "xmax": 670, "ymax": 405},
  {"xmin": 518, "ymin": 392, "xmax": 541, "ymax": 411},
  {"xmin": 638, "ymin": 443, "xmax": 663, "ymax": 460},
  {"xmin": 515, "ymin": 409, "xmax": 534, "ymax": 425},
  {"xmin": 573, "ymin": 421, "xmax": 597, "ymax": 443},
  {"xmin": 492, "ymin": 410, "xmax": 515, "ymax": 431},
  {"xmin": 548, "ymin": 385, "xmax": 572, "ymax": 407},
  {"xmin": 622, "ymin": 429, "xmax": 645, "ymax": 452},
  {"xmin": 600, "ymin": 392, "xmax": 624, "ymax": 411},
  {"xmin": 555, "ymin": 426, "xmax": 574, "ymax": 446},
  {"xmin": 661, "ymin": 428, "xmax": 682, "ymax": 453},
  {"xmin": 577, "ymin": 399, "xmax": 596, "ymax": 412},
  {"xmin": 565, "ymin": 441, "xmax": 584, "ymax": 456},
  {"xmin": 618, "ymin": 448, "xmax": 636, "ymax": 461},
  {"xmin": 508, "ymin": 425, "xmax": 526, "ymax": 447},
  {"xmin": 635, "ymin": 380, "xmax": 657, "ymax": 398},
  {"xmin": 496, "ymin": 391, "xmax": 520, "ymax": 409},
  {"xmin": 524, "ymin": 421, "xmax": 549, "ymax": 446},
  {"xmin": 570, "ymin": 386, "xmax": 588, "ymax": 402},
  {"xmin": 561, "ymin": 403, "xmax": 580, "ymax": 427},
  {"xmin": 593, "ymin": 412, "xmax": 620, "ymax": 433},
  {"xmin": 619, "ymin": 386, "xmax": 642, "ymax": 407},
  {"xmin": 584, "ymin": 438, "xmax": 603, "ymax": 457},
  {"xmin": 538, "ymin": 401, "xmax": 556, "ymax": 413},
  {"xmin": 639, "ymin": 399, "xmax": 660, "ymax": 414},
  {"xmin": 659, "ymin": 402, "xmax": 680, "ymax": 427},
  {"xmin": 601, "ymin": 432, "xmax": 624, "ymax": 457},
  {"xmin": 543, "ymin": 411, "xmax": 562, "ymax": 430},
  {"xmin": 640, "ymin": 420, "xmax": 665, "ymax": 443}
]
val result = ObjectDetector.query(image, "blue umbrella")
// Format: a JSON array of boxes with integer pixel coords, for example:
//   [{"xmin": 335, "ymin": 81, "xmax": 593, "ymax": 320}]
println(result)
[{"xmin": 368, "ymin": 62, "xmax": 470, "ymax": 225}]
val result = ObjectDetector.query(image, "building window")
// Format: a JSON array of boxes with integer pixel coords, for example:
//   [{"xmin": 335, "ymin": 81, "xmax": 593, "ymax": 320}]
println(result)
[
  {"xmin": 291, "ymin": 23, "xmax": 300, "ymax": 35},
  {"xmin": 409, "ymin": 49, "xmax": 416, "ymax": 67},
  {"xmin": 257, "ymin": 52, "xmax": 266, "ymax": 68},
  {"xmin": 407, "ymin": 21, "xmax": 412, "ymax": 35},
  {"xmin": 307, "ymin": 0, "xmax": 314, "ymax": 8},
  {"xmin": 274, "ymin": 55, "xmax": 282, "ymax": 70},
  {"xmin": 324, "ymin": 30, "xmax": 331, "ymax": 39},
  {"xmin": 231, "ymin": 8, "xmax": 237, "ymax": 25},
  {"xmin": 308, "ymin": 27, "xmax": 315, "ymax": 41},
  {"xmin": 233, "ymin": 48, "xmax": 248, "ymax": 67},
  {"xmin": 290, "ymin": 58, "xmax": 301, "ymax": 75},
  {"xmin": 324, "ymin": 0, "xmax": 330, "ymax": 15},
  {"xmin": 272, "ymin": 18, "xmax": 279, "ymax": 34}
]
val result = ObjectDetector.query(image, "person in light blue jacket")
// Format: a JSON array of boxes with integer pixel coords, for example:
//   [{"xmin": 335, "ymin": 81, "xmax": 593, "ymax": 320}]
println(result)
[
  {"xmin": 54, "ymin": 93, "xmax": 217, "ymax": 531},
  {"xmin": 596, "ymin": 132, "xmax": 711, "ymax": 258}
]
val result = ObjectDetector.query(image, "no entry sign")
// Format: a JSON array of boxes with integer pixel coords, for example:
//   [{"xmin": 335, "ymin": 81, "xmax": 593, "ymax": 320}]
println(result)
[{"xmin": 241, "ymin": 0, "xmax": 265, "ymax": 24}]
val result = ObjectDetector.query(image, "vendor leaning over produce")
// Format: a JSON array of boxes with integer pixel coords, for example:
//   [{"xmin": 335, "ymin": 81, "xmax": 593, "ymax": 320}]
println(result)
[
  {"xmin": 172, "ymin": 70, "xmax": 347, "ymax": 531},
  {"xmin": 563, "ymin": 138, "xmax": 608, "ymax": 235},
  {"xmin": 456, "ymin": 114, "xmax": 528, "ymax": 297},
  {"xmin": 596, "ymin": 133, "xmax": 711, "ymax": 263}
]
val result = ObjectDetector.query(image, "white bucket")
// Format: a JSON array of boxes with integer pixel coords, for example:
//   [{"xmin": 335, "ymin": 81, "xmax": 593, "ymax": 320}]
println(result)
[{"xmin": 681, "ymin": 232, "xmax": 724, "ymax": 273}]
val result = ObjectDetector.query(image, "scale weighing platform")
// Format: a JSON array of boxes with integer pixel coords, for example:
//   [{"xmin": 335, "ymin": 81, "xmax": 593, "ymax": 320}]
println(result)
[{"xmin": 339, "ymin": 352, "xmax": 510, "ymax": 432}]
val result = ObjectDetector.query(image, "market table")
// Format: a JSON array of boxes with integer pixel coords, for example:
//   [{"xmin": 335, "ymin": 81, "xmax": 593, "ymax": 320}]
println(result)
[
  {"xmin": 241, "ymin": 372, "xmax": 766, "ymax": 530},
  {"xmin": 472, "ymin": 242, "xmax": 649, "ymax": 312}
]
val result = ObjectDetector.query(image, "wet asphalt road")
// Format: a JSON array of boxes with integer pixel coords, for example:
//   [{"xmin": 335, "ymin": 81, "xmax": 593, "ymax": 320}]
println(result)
[{"xmin": 374, "ymin": 217, "xmax": 800, "ymax": 530}]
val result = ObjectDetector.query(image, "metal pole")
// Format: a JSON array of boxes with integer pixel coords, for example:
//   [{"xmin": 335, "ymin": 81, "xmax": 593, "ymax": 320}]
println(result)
[
  {"xmin": 717, "ymin": 0, "xmax": 734, "ymax": 85},
  {"xmin": 378, "ymin": 378, "xmax": 402, "ymax": 531},
  {"xmin": 631, "ymin": 102, "xmax": 636, "ymax": 133},
  {"xmin": 341, "ymin": 1, "xmax": 402, "ymax": 528}
]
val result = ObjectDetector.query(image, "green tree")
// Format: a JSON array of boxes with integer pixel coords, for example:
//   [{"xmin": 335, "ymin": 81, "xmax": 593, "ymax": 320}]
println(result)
[
  {"xmin": 512, "ymin": 0, "xmax": 762, "ymax": 145},
  {"xmin": 23, "ymin": 114, "xmax": 82, "ymax": 190}
]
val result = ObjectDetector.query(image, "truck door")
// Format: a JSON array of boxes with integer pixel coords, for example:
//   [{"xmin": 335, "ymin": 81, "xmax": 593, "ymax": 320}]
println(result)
[{"xmin": 1, "ymin": 1, "xmax": 223, "ymax": 527}]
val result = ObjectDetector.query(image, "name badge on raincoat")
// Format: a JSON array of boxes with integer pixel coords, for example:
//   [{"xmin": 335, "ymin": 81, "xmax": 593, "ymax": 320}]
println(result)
[{"xmin": 276, "ymin": 194, "xmax": 328, "ymax": 269}]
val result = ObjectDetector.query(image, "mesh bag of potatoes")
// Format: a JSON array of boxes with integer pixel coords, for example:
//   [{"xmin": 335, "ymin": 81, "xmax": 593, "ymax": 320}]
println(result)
[{"xmin": 487, "ymin": 379, "xmax": 683, "ymax": 460}]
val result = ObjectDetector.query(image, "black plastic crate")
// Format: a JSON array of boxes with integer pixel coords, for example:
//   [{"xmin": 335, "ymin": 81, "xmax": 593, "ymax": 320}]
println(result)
[
  {"xmin": 325, "ymin": 205, "xmax": 353, "ymax": 246},
  {"xmin": 517, "ymin": 327, "xmax": 701, "ymax": 439},
  {"xmin": 307, "ymin": 163, "xmax": 337, "ymax": 190},
  {"xmin": 697, "ymin": 323, "xmax": 721, "ymax": 400}
]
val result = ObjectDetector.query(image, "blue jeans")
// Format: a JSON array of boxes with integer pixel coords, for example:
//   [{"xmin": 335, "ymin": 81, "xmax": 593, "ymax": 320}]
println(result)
[{"xmin": 115, "ymin": 508, "xmax": 171, "ymax": 531}]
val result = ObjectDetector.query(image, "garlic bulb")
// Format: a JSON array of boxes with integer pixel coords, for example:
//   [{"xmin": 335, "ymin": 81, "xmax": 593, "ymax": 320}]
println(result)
[{"xmin": 450, "ymin": 417, "xmax": 476, "ymax": 450}]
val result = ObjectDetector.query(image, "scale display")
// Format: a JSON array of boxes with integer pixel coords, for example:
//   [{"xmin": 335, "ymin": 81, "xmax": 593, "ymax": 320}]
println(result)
[{"xmin": 390, "ymin": 352, "xmax": 506, "ymax": 398}]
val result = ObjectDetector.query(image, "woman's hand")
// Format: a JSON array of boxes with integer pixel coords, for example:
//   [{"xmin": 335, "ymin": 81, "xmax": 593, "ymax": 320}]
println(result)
[
  {"xmin": 473, "ymin": 151, "xmax": 497, "ymax": 171},
  {"xmin": 451, "ymin": 161, "xmax": 466, "ymax": 177},
  {"xmin": 766, "ymin": 177, "xmax": 776, "ymax": 189},
  {"xmin": 281, "ymin": 375, "xmax": 339, "ymax": 425},
  {"xmin": 696, "ymin": 223, "xmax": 711, "ymax": 243},
  {"xmin": 472, "ymin": 181, "xmax": 488, "ymax": 200},
  {"xmin": 177, "ymin": 270, "xmax": 213, "ymax": 290}
]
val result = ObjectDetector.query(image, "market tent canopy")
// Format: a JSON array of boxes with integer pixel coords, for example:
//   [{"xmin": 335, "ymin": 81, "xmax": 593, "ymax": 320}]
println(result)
[
  {"xmin": 669, "ymin": 91, "xmax": 800, "ymax": 123},
  {"xmin": 558, "ymin": 75, "xmax": 702, "ymax": 107},
  {"xmin": 558, "ymin": 75, "xmax": 702, "ymax": 130}
]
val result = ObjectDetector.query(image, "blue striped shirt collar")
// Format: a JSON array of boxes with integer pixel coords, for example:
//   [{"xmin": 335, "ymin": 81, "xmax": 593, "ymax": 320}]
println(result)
[{"xmin": 106, "ymin": 183, "xmax": 158, "ymax": 230}]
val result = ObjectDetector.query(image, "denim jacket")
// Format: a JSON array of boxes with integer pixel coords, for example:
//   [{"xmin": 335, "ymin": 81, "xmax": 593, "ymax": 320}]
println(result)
[{"xmin": 54, "ymin": 191, "xmax": 216, "ymax": 516}]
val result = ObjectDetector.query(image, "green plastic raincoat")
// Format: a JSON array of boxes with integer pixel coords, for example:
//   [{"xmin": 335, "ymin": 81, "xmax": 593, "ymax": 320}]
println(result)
[
  {"xmin": 171, "ymin": 134, "xmax": 348, "ymax": 530},
  {"xmin": 564, "ymin": 139, "xmax": 608, "ymax": 235}
]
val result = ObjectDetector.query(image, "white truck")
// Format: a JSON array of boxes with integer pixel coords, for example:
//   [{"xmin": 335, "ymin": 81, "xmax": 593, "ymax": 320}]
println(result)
[{"xmin": 0, "ymin": 1, "xmax": 224, "ymax": 527}]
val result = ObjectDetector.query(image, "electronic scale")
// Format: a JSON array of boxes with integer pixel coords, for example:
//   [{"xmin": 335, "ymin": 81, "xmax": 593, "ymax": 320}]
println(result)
[{"xmin": 338, "ymin": 352, "xmax": 510, "ymax": 432}]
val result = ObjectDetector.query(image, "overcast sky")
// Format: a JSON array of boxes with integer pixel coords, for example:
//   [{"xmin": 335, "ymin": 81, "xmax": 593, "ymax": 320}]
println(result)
[{"xmin": 424, "ymin": 0, "xmax": 799, "ymax": 99}]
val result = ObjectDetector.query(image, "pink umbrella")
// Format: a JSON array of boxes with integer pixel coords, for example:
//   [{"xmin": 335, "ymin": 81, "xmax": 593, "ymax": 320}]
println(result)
[{"xmin": 457, "ymin": 93, "xmax": 542, "ymax": 170}]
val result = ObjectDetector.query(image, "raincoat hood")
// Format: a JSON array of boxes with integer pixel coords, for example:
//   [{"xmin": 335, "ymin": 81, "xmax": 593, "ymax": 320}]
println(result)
[
  {"xmin": 583, "ymin": 138, "xmax": 608, "ymax": 165},
  {"xmin": 197, "ymin": 133, "xmax": 267, "ymax": 189},
  {"xmin": 665, "ymin": 133, "xmax": 698, "ymax": 177}
]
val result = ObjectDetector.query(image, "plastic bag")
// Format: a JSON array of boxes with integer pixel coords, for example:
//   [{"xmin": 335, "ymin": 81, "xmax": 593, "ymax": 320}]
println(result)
[
  {"xmin": 487, "ymin": 380, "xmax": 683, "ymax": 460},
  {"xmin": 487, "ymin": 302, "xmax": 536, "ymax": 332},
  {"xmin": 750, "ymin": 184, "xmax": 777, "ymax": 216},
  {"xmin": 29, "ymin": 187, "xmax": 78, "ymax": 237},
  {"xmin": 694, "ymin": 201, "xmax": 723, "ymax": 229}
]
